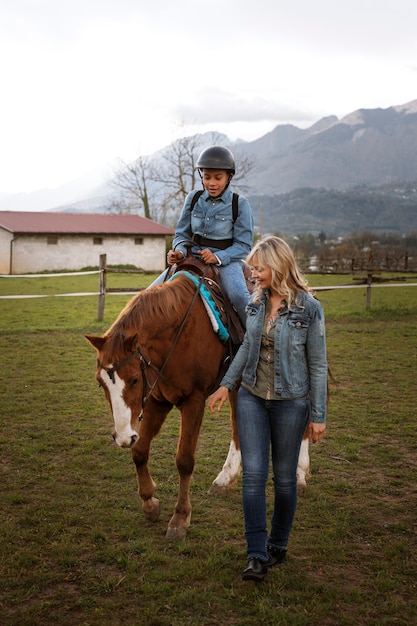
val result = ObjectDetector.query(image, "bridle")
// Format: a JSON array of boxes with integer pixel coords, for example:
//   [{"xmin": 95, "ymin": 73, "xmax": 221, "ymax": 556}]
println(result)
[
  {"xmin": 98, "ymin": 347, "xmax": 142, "ymax": 385},
  {"xmin": 97, "ymin": 345, "xmax": 166, "ymax": 421},
  {"xmin": 97, "ymin": 270, "xmax": 206, "ymax": 421}
]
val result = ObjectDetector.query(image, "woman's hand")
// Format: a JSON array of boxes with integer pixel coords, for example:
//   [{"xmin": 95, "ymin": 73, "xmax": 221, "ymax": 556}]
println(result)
[
  {"xmin": 309, "ymin": 421, "xmax": 326, "ymax": 444},
  {"xmin": 207, "ymin": 386, "xmax": 229, "ymax": 413}
]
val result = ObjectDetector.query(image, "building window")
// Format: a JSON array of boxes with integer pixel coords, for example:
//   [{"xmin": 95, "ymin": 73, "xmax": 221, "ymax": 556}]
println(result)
[
  {"xmin": 135, "ymin": 237, "xmax": 144, "ymax": 245},
  {"xmin": 47, "ymin": 236, "xmax": 58, "ymax": 245},
  {"xmin": 93, "ymin": 237, "xmax": 103, "ymax": 245}
]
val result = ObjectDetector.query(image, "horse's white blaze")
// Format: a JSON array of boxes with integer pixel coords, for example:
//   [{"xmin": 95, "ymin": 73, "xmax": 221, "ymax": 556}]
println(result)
[
  {"xmin": 211, "ymin": 439, "xmax": 241, "ymax": 488},
  {"xmin": 100, "ymin": 369, "xmax": 139, "ymax": 448}
]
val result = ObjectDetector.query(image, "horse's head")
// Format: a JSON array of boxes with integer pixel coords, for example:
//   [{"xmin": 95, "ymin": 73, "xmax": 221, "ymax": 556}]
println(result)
[{"xmin": 85, "ymin": 332, "xmax": 144, "ymax": 448}]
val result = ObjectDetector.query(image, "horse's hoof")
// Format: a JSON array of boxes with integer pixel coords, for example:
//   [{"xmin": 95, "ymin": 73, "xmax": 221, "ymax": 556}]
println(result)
[
  {"xmin": 165, "ymin": 526, "xmax": 187, "ymax": 540},
  {"xmin": 297, "ymin": 482, "xmax": 307, "ymax": 496},
  {"xmin": 208, "ymin": 482, "xmax": 228, "ymax": 496},
  {"xmin": 142, "ymin": 497, "xmax": 161, "ymax": 522}
]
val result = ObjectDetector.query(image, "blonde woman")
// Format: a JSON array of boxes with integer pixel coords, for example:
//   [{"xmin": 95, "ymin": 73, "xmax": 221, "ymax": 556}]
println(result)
[{"xmin": 208, "ymin": 236, "xmax": 327, "ymax": 582}]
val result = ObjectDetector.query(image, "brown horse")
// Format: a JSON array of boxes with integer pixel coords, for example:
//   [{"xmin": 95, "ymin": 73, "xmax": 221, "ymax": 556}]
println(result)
[
  {"xmin": 86, "ymin": 271, "xmax": 311, "ymax": 539},
  {"xmin": 86, "ymin": 272, "xmax": 242, "ymax": 539}
]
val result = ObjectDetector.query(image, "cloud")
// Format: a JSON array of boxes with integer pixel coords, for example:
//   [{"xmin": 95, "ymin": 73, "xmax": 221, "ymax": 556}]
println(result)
[
  {"xmin": 173, "ymin": 87, "xmax": 316, "ymax": 125},
  {"xmin": 1, "ymin": 0, "xmax": 141, "ymax": 44}
]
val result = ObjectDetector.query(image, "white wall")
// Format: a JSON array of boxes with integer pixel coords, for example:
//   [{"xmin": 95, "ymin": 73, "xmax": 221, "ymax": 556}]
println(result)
[
  {"xmin": 1, "ymin": 232, "xmax": 168, "ymax": 274},
  {"xmin": 0, "ymin": 228, "xmax": 12, "ymax": 273}
]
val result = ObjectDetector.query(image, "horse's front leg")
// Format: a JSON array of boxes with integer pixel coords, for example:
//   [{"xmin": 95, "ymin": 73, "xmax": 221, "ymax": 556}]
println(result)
[
  {"xmin": 131, "ymin": 399, "xmax": 171, "ymax": 523},
  {"xmin": 165, "ymin": 398, "xmax": 205, "ymax": 540}
]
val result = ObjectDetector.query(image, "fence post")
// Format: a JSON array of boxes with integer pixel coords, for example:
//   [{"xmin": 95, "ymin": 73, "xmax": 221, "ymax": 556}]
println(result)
[
  {"xmin": 97, "ymin": 254, "xmax": 107, "ymax": 320},
  {"xmin": 365, "ymin": 271, "xmax": 372, "ymax": 310}
]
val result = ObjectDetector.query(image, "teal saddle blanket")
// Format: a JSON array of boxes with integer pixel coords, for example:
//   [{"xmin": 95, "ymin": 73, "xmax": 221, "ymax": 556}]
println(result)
[{"xmin": 169, "ymin": 270, "xmax": 229, "ymax": 343}]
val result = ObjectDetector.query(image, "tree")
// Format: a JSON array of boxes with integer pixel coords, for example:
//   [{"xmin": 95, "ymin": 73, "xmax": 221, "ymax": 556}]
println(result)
[
  {"xmin": 148, "ymin": 134, "xmax": 202, "ymax": 223},
  {"xmin": 107, "ymin": 156, "xmax": 154, "ymax": 219}
]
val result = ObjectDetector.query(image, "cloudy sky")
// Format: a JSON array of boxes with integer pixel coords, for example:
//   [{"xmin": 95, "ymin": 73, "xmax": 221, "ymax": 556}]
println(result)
[{"xmin": 1, "ymin": 0, "xmax": 416, "ymax": 194}]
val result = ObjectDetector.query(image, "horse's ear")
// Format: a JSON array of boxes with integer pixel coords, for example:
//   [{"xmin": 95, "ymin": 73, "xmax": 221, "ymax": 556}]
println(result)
[
  {"xmin": 85, "ymin": 334, "xmax": 107, "ymax": 350},
  {"xmin": 124, "ymin": 333, "xmax": 139, "ymax": 352}
]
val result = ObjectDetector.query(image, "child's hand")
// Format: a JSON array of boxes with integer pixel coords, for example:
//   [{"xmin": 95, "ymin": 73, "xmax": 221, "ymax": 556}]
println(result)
[
  {"xmin": 167, "ymin": 250, "xmax": 185, "ymax": 265},
  {"xmin": 198, "ymin": 249, "xmax": 218, "ymax": 264}
]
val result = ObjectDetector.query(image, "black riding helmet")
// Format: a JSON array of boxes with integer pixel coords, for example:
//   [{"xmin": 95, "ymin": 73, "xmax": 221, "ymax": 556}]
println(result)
[{"xmin": 196, "ymin": 146, "xmax": 235, "ymax": 175}]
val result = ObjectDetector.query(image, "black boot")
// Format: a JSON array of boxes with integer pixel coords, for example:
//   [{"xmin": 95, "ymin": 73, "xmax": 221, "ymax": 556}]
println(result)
[
  {"xmin": 242, "ymin": 558, "xmax": 268, "ymax": 582},
  {"xmin": 266, "ymin": 546, "xmax": 287, "ymax": 567}
]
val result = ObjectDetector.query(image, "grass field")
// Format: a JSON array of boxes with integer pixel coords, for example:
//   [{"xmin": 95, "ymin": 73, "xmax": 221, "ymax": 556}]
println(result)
[{"xmin": 1, "ymin": 271, "xmax": 416, "ymax": 625}]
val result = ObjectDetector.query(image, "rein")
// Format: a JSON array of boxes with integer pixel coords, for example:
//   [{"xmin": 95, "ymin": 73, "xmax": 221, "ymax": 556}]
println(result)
[{"xmin": 98, "ymin": 270, "xmax": 207, "ymax": 420}]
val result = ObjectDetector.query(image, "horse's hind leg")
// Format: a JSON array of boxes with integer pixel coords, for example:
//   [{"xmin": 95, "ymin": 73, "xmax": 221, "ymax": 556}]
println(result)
[
  {"xmin": 209, "ymin": 390, "xmax": 241, "ymax": 494},
  {"xmin": 296, "ymin": 430, "xmax": 310, "ymax": 495},
  {"xmin": 209, "ymin": 438, "xmax": 241, "ymax": 494},
  {"xmin": 131, "ymin": 399, "xmax": 171, "ymax": 523},
  {"xmin": 165, "ymin": 398, "xmax": 205, "ymax": 540}
]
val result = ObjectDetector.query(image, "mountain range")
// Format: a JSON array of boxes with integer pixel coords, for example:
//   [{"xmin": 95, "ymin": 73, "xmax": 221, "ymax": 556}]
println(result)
[
  {"xmin": 2, "ymin": 100, "xmax": 417, "ymax": 236},
  {"xmin": 244, "ymin": 100, "xmax": 417, "ymax": 194}
]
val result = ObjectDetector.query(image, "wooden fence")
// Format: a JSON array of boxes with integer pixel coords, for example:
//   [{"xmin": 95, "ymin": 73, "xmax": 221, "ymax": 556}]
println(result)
[
  {"xmin": 1, "ymin": 256, "xmax": 416, "ymax": 320},
  {"xmin": 95, "ymin": 255, "xmax": 417, "ymax": 320},
  {"xmin": 97, "ymin": 254, "xmax": 151, "ymax": 319}
]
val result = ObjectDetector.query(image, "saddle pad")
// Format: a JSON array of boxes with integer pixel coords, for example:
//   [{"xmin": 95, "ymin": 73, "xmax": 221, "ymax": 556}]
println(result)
[{"xmin": 169, "ymin": 270, "xmax": 229, "ymax": 343}]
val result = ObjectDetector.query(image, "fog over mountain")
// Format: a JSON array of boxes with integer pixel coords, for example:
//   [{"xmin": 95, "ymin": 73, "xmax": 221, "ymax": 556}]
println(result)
[{"xmin": 0, "ymin": 167, "xmax": 114, "ymax": 212}]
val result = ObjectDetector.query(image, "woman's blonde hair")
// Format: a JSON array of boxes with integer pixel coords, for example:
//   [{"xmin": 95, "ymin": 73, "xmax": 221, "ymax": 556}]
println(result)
[{"xmin": 246, "ymin": 235, "xmax": 311, "ymax": 305}]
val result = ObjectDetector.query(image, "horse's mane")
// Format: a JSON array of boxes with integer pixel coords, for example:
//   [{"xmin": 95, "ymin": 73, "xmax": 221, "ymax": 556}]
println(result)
[{"xmin": 105, "ymin": 274, "xmax": 197, "ymax": 340}]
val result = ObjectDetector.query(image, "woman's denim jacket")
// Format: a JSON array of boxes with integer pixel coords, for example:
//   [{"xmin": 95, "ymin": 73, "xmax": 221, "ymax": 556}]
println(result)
[{"xmin": 221, "ymin": 290, "xmax": 328, "ymax": 423}]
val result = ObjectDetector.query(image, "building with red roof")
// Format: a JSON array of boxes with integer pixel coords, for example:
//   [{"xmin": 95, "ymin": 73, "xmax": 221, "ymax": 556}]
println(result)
[{"xmin": 0, "ymin": 211, "xmax": 174, "ymax": 274}]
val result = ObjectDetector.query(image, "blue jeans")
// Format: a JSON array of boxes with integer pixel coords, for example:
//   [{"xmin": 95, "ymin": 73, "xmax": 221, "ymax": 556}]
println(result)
[
  {"xmin": 236, "ymin": 387, "xmax": 310, "ymax": 561},
  {"xmin": 219, "ymin": 261, "xmax": 250, "ymax": 325}
]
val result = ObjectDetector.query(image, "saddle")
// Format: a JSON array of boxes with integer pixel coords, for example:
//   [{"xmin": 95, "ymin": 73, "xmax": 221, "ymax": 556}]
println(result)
[{"xmin": 165, "ymin": 249, "xmax": 246, "ymax": 348}]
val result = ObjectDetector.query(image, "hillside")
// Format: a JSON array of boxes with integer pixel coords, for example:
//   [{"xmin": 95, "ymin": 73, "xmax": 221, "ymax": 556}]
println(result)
[{"xmin": 248, "ymin": 181, "xmax": 417, "ymax": 237}]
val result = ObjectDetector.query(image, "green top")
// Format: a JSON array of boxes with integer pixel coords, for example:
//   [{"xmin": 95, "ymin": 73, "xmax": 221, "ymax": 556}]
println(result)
[{"xmin": 242, "ymin": 301, "xmax": 281, "ymax": 400}]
